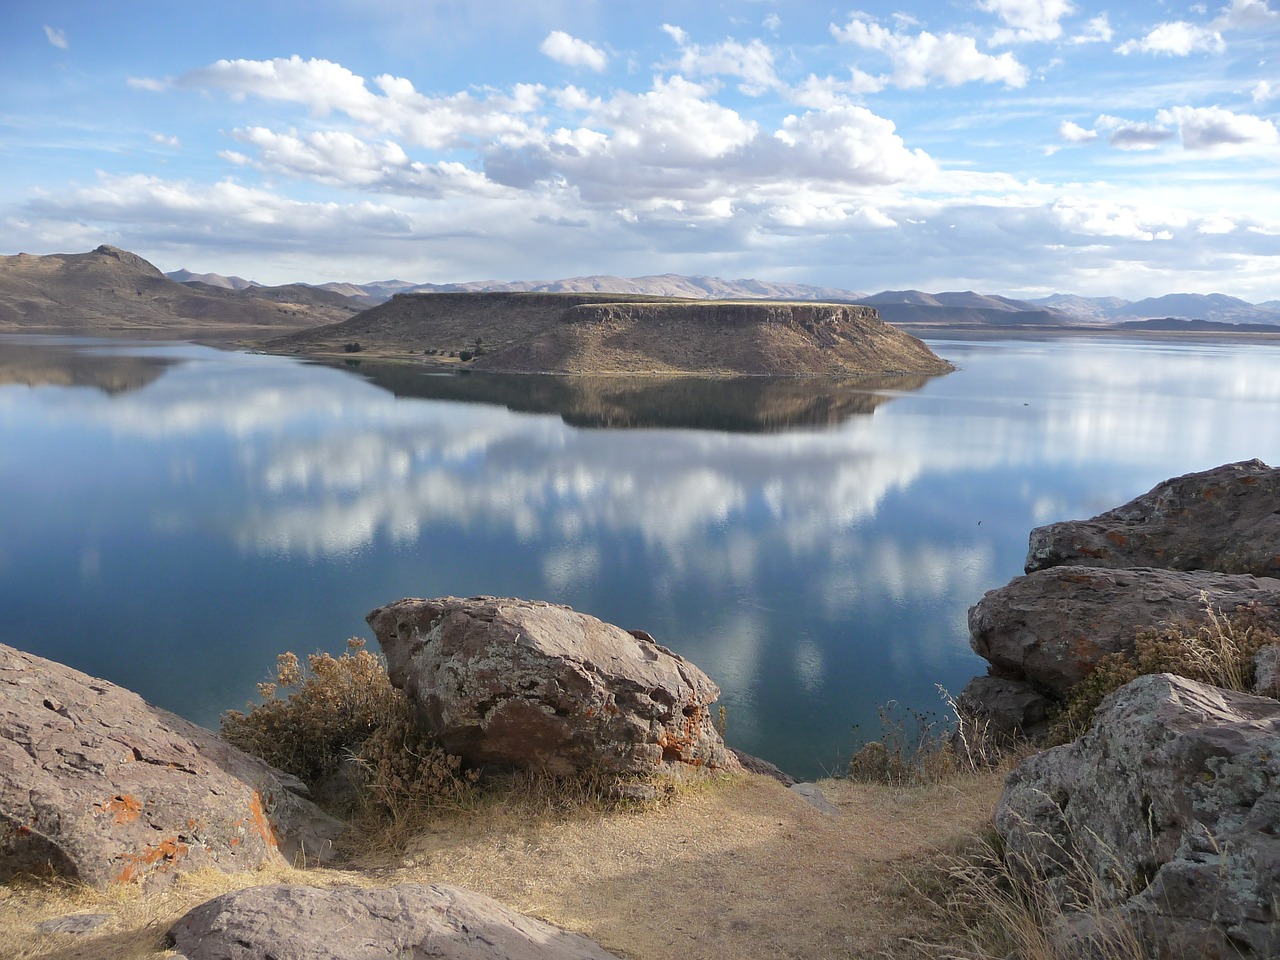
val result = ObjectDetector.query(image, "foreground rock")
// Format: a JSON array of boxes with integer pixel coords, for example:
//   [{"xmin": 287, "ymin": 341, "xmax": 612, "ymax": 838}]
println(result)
[
  {"xmin": 1026, "ymin": 459, "xmax": 1280, "ymax": 578},
  {"xmin": 168, "ymin": 883, "xmax": 622, "ymax": 960},
  {"xmin": 968, "ymin": 565, "xmax": 1280, "ymax": 697},
  {"xmin": 366, "ymin": 597, "xmax": 741, "ymax": 777},
  {"xmin": 996, "ymin": 673, "xmax": 1280, "ymax": 959},
  {"xmin": 0, "ymin": 644, "xmax": 342, "ymax": 888}
]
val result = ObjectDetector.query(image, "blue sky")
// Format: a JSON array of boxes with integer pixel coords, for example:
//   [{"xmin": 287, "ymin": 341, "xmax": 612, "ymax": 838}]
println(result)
[{"xmin": 3, "ymin": 1, "xmax": 1279, "ymax": 299}]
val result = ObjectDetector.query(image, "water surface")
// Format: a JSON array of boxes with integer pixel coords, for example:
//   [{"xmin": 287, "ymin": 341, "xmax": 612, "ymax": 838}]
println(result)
[{"xmin": 2, "ymin": 332, "xmax": 1277, "ymax": 777}]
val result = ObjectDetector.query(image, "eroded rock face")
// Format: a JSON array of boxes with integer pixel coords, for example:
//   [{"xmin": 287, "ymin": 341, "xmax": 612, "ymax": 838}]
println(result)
[
  {"xmin": 996, "ymin": 674, "xmax": 1280, "ymax": 959},
  {"xmin": 0, "ymin": 644, "xmax": 342, "ymax": 888},
  {"xmin": 168, "ymin": 883, "xmax": 623, "ymax": 960},
  {"xmin": 1026, "ymin": 459, "xmax": 1280, "ymax": 578},
  {"xmin": 967, "ymin": 566, "xmax": 1280, "ymax": 697},
  {"xmin": 366, "ymin": 597, "xmax": 740, "ymax": 777}
]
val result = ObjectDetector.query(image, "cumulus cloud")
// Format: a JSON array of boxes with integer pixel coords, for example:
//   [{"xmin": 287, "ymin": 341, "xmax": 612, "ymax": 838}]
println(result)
[
  {"xmin": 1216, "ymin": 0, "xmax": 1280, "ymax": 29},
  {"xmin": 1059, "ymin": 120, "xmax": 1098, "ymax": 142},
  {"xmin": 666, "ymin": 31, "xmax": 781, "ymax": 95},
  {"xmin": 226, "ymin": 127, "xmax": 505, "ymax": 197},
  {"xmin": 1070, "ymin": 14, "xmax": 1113, "ymax": 43},
  {"xmin": 831, "ymin": 14, "xmax": 1028, "ymax": 88},
  {"xmin": 128, "ymin": 76, "xmax": 168, "ymax": 92},
  {"xmin": 539, "ymin": 31, "xmax": 608, "ymax": 71},
  {"xmin": 979, "ymin": 0, "xmax": 1075, "ymax": 44},
  {"xmin": 178, "ymin": 56, "xmax": 546, "ymax": 151},
  {"xmin": 1252, "ymin": 79, "xmax": 1276, "ymax": 103},
  {"xmin": 1117, "ymin": 20, "xmax": 1225, "ymax": 55},
  {"xmin": 43, "ymin": 25, "xmax": 68, "ymax": 49},
  {"xmin": 1156, "ymin": 104, "xmax": 1280, "ymax": 149}
]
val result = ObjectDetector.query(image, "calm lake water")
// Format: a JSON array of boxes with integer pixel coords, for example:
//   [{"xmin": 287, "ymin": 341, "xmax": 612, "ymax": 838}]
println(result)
[{"xmin": 2, "ymin": 332, "xmax": 1278, "ymax": 778}]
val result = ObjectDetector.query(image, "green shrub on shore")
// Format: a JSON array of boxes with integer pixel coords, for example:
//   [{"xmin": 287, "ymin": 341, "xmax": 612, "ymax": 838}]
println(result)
[
  {"xmin": 220, "ymin": 638, "xmax": 477, "ymax": 817},
  {"xmin": 1048, "ymin": 598, "xmax": 1280, "ymax": 744}
]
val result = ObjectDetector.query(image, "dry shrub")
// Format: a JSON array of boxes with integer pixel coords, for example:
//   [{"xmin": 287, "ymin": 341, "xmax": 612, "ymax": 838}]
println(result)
[
  {"xmin": 1049, "ymin": 598, "xmax": 1280, "ymax": 744},
  {"xmin": 847, "ymin": 686, "xmax": 1013, "ymax": 786},
  {"xmin": 221, "ymin": 638, "xmax": 476, "ymax": 818},
  {"xmin": 914, "ymin": 830, "xmax": 1157, "ymax": 960}
]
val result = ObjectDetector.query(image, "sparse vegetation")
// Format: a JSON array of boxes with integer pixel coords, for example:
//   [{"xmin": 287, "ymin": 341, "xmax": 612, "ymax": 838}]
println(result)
[
  {"xmin": 1048, "ymin": 597, "xmax": 1280, "ymax": 744},
  {"xmin": 220, "ymin": 639, "xmax": 477, "ymax": 818},
  {"xmin": 846, "ymin": 686, "xmax": 1013, "ymax": 786},
  {"xmin": 342, "ymin": 341, "xmax": 363, "ymax": 352}
]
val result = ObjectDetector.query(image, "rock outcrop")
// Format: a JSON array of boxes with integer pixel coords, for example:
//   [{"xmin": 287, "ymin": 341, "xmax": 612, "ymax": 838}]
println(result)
[
  {"xmin": 995, "ymin": 673, "xmax": 1280, "ymax": 959},
  {"xmin": 960, "ymin": 461, "xmax": 1280, "ymax": 737},
  {"xmin": 366, "ymin": 596, "xmax": 740, "ymax": 777},
  {"xmin": 168, "ymin": 883, "xmax": 623, "ymax": 960},
  {"xmin": 1026, "ymin": 459, "xmax": 1280, "ymax": 578},
  {"xmin": 968, "ymin": 566, "xmax": 1280, "ymax": 697},
  {"xmin": 0, "ymin": 643, "xmax": 342, "ymax": 888}
]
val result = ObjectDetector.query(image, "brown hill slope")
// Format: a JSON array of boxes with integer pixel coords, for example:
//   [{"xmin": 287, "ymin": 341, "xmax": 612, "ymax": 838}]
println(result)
[
  {"xmin": 265, "ymin": 292, "xmax": 952, "ymax": 377},
  {"xmin": 0, "ymin": 246, "xmax": 362, "ymax": 330}
]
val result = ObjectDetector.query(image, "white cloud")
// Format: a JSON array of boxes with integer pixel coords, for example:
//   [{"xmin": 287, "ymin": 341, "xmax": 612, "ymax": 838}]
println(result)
[
  {"xmin": 831, "ymin": 14, "xmax": 1029, "ymax": 88},
  {"xmin": 1070, "ymin": 14, "xmax": 1113, "ymax": 43},
  {"xmin": 1215, "ymin": 0, "xmax": 1280, "ymax": 29},
  {"xmin": 1059, "ymin": 120, "xmax": 1098, "ymax": 142},
  {"xmin": 1197, "ymin": 213, "xmax": 1238, "ymax": 234},
  {"xmin": 177, "ymin": 56, "xmax": 546, "ymax": 151},
  {"xmin": 668, "ymin": 34, "xmax": 780, "ymax": 96},
  {"xmin": 43, "ymin": 25, "xmax": 68, "ymax": 49},
  {"xmin": 128, "ymin": 76, "xmax": 168, "ymax": 92},
  {"xmin": 1156, "ymin": 104, "xmax": 1280, "ymax": 149},
  {"xmin": 539, "ymin": 31, "xmax": 608, "ymax": 72},
  {"xmin": 1252, "ymin": 79, "xmax": 1276, "ymax": 103},
  {"xmin": 150, "ymin": 133, "xmax": 180, "ymax": 147},
  {"xmin": 227, "ymin": 127, "xmax": 505, "ymax": 197},
  {"xmin": 1116, "ymin": 21, "xmax": 1225, "ymax": 55},
  {"xmin": 1097, "ymin": 114, "xmax": 1175, "ymax": 150},
  {"xmin": 979, "ymin": 0, "xmax": 1075, "ymax": 44},
  {"xmin": 763, "ymin": 13, "xmax": 781, "ymax": 33}
]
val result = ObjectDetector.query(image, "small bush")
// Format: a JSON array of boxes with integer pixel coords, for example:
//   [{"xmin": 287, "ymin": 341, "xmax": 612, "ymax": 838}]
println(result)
[
  {"xmin": 342, "ymin": 341, "xmax": 363, "ymax": 353},
  {"xmin": 221, "ymin": 639, "xmax": 476, "ymax": 817},
  {"xmin": 458, "ymin": 349, "xmax": 474, "ymax": 362},
  {"xmin": 1049, "ymin": 597, "xmax": 1280, "ymax": 744}
]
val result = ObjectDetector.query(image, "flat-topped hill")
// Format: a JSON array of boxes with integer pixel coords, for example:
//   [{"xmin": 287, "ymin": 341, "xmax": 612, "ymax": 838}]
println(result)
[
  {"xmin": 0, "ymin": 246, "xmax": 362, "ymax": 330},
  {"xmin": 265, "ymin": 292, "xmax": 953, "ymax": 377}
]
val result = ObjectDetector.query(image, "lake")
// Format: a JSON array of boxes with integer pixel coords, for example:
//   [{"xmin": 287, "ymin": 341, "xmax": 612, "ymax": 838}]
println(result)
[{"xmin": 2, "ymin": 332, "xmax": 1278, "ymax": 779}]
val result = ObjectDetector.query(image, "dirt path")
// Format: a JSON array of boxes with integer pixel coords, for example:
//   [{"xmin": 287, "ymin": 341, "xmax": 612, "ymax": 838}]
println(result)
[{"xmin": 2, "ymin": 773, "xmax": 1003, "ymax": 960}]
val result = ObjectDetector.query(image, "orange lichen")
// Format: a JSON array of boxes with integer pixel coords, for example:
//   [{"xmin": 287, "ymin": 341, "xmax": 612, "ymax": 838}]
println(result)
[
  {"xmin": 97, "ymin": 794, "xmax": 143, "ymax": 825},
  {"xmin": 234, "ymin": 790, "xmax": 280, "ymax": 852},
  {"xmin": 113, "ymin": 835, "xmax": 190, "ymax": 884},
  {"xmin": 1104, "ymin": 531, "xmax": 1128, "ymax": 546}
]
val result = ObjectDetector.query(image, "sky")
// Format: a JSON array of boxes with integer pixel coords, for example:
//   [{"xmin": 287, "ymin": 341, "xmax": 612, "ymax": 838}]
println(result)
[{"xmin": 3, "ymin": 1, "xmax": 1280, "ymax": 300}]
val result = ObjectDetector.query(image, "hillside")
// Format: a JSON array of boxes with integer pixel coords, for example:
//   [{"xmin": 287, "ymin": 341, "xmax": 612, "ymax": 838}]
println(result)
[
  {"xmin": 265, "ymin": 292, "xmax": 953, "ymax": 377},
  {"xmin": 0, "ymin": 246, "xmax": 363, "ymax": 330},
  {"xmin": 856, "ymin": 290, "xmax": 1073, "ymax": 327}
]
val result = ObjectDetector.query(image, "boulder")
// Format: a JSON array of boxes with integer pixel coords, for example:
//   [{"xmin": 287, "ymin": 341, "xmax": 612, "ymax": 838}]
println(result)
[
  {"xmin": 168, "ymin": 883, "xmax": 623, "ymax": 960},
  {"xmin": 366, "ymin": 596, "xmax": 740, "ymax": 777},
  {"xmin": 1026, "ymin": 459, "xmax": 1280, "ymax": 578},
  {"xmin": 953, "ymin": 675, "xmax": 1051, "ymax": 742},
  {"xmin": 968, "ymin": 566, "xmax": 1280, "ymax": 697},
  {"xmin": 0, "ymin": 643, "xmax": 342, "ymax": 888},
  {"xmin": 995, "ymin": 673, "xmax": 1280, "ymax": 959}
]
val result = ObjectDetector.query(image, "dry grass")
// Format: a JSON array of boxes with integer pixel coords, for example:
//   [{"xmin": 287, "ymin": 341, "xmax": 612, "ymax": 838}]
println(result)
[{"xmin": 0, "ymin": 769, "xmax": 1008, "ymax": 960}]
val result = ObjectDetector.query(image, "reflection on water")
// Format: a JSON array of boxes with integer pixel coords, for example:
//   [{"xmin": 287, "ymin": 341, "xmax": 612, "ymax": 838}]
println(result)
[
  {"xmin": 1, "ymin": 334, "xmax": 1278, "ymax": 777},
  {"xmin": 0, "ymin": 335, "xmax": 178, "ymax": 394},
  {"xmin": 332, "ymin": 362, "xmax": 940, "ymax": 431}
]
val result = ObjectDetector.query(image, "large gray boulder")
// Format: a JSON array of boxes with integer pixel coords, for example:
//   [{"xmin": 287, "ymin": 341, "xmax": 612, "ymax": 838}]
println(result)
[
  {"xmin": 995, "ymin": 673, "xmax": 1280, "ymax": 959},
  {"xmin": 0, "ymin": 643, "xmax": 342, "ymax": 888},
  {"xmin": 1026, "ymin": 459, "xmax": 1280, "ymax": 577},
  {"xmin": 168, "ymin": 883, "xmax": 623, "ymax": 960},
  {"xmin": 366, "ymin": 596, "xmax": 740, "ymax": 777},
  {"xmin": 968, "ymin": 565, "xmax": 1280, "ymax": 697}
]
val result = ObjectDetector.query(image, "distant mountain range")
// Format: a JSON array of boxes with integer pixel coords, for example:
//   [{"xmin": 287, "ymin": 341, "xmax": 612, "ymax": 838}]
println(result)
[
  {"xmin": 167, "ymin": 267, "xmax": 1280, "ymax": 327},
  {"xmin": 2, "ymin": 246, "xmax": 1276, "ymax": 333}
]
